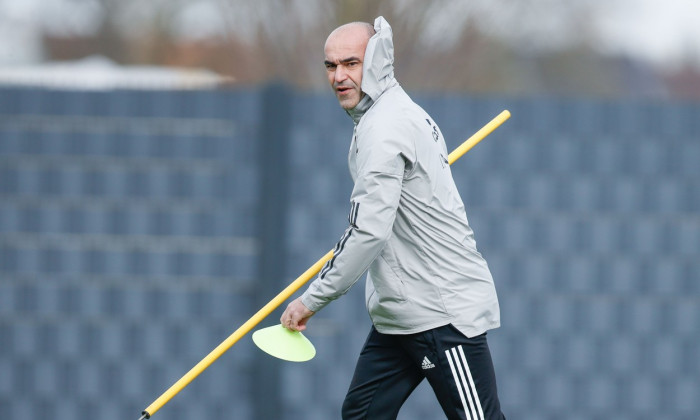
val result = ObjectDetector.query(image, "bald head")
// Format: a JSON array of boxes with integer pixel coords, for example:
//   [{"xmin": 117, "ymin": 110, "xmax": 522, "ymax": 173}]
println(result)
[
  {"xmin": 324, "ymin": 22, "xmax": 375, "ymax": 109},
  {"xmin": 325, "ymin": 22, "xmax": 375, "ymax": 49}
]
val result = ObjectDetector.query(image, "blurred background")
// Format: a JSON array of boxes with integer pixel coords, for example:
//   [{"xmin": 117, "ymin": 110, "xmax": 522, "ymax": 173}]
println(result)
[
  {"xmin": 2, "ymin": 0, "xmax": 700, "ymax": 97},
  {"xmin": 1, "ymin": 0, "xmax": 698, "ymax": 419}
]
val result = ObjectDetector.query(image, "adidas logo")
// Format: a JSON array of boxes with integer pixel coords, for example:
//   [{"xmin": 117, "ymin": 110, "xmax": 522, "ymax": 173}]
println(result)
[{"xmin": 421, "ymin": 356, "xmax": 435, "ymax": 370}]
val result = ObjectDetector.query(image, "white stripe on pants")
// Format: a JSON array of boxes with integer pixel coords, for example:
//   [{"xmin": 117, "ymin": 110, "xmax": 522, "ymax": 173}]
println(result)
[{"xmin": 445, "ymin": 345, "xmax": 485, "ymax": 420}]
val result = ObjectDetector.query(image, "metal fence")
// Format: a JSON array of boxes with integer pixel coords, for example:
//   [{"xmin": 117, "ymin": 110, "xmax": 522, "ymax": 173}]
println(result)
[{"xmin": 1, "ymin": 85, "xmax": 698, "ymax": 419}]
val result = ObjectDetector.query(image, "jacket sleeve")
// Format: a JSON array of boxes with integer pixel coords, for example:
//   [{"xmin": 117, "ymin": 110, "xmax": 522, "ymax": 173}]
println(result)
[{"xmin": 301, "ymin": 133, "xmax": 407, "ymax": 313}]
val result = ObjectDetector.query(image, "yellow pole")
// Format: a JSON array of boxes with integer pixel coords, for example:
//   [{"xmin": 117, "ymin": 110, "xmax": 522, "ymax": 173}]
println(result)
[
  {"xmin": 139, "ymin": 250, "xmax": 333, "ymax": 419},
  {"xmin": 139, "ymin": 109, "xmax": 511, "ymax": 419},
  {"xmin": 448, "ymin": 110, "xmax": 511, "ymax": 165}
]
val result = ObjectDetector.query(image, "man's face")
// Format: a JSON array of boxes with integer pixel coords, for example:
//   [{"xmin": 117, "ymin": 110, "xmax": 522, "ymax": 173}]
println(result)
[{"xmin": 324, "ymin": 26, "xmax": 370, "ymax": 110}]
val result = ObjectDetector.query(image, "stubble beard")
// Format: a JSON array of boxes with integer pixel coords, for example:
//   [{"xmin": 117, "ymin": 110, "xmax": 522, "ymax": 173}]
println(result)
[{"xmin": 335, "ymin": 83, "xmax": 361, "ymax": 110}]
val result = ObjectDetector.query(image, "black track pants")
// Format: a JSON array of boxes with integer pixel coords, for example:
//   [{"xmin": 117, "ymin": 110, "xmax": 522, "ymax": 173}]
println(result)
[{"xmin": 341, "ymin": 324, "xmax": 505, "ymax": 420}]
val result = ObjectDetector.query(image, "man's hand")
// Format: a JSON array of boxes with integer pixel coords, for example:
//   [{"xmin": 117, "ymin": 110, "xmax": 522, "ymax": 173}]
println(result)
[{"xmin": 280, "ymin": 297, "xmax": 315, "ymax": 332}]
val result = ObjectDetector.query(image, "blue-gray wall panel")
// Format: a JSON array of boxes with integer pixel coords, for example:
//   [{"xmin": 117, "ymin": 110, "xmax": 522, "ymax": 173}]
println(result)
[{"xmin": 1, "ymin": 87, "xmax": 698, "ymax": 420}]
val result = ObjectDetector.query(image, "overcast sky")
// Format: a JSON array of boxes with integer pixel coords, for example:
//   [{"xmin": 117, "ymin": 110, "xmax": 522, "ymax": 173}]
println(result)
[
  {"xmin": 0, "ymin": 0, "xmax": 698, "ymax": 70},
  {"xmin": 593, "ymin": 0, "xmax": 700, "ymax": 68}
]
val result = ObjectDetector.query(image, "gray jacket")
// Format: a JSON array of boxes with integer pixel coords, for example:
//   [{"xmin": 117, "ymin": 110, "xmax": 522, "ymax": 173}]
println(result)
[{"xmin": 301, "ymin": 16, "xmax": 500, "ymax": 337}]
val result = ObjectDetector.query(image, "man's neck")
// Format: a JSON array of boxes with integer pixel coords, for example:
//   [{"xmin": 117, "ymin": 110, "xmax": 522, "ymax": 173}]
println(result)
[{"xmin": 346, "ymin": 94, "xmax": 373, "ymax": 124}]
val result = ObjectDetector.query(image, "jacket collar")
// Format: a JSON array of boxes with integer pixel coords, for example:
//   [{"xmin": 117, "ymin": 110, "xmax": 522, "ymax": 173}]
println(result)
[{"xmin": 346, "ymin": 94, "xmax": 373, "ymax": 124}]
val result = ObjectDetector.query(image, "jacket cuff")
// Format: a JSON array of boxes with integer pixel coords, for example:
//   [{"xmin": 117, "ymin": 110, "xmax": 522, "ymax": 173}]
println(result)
[{"xmin": 301, "ymin": 286, "xmax": 330, "ymax": 313}]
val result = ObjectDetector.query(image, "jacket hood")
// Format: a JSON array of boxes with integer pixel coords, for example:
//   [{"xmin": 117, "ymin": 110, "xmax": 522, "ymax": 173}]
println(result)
[{"xmin": 361, "ymin": 16, "xmax": 398, "ymax": 102}]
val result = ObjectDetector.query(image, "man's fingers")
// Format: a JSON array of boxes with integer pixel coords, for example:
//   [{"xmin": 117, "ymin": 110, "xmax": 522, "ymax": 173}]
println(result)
[
  {"xmin": 296, "ymin": 317, "xmax": 309, "ymax": 331},
  {"xmin": 281, "ymin": 311, "xmax": 298, "ymax": 331},
  {"xmin": 280, "ymin": 298, "xmax": 314, "ymax": 331},
  {"xmin": 289, "ymin": 318, "xmax": 302, "ymax": 332}
]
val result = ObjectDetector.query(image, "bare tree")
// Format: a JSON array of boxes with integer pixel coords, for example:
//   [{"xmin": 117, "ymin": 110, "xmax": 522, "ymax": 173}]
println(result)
[{"xmin": 36, "ymin": 0, "xmax": 675, "ymax": 97}]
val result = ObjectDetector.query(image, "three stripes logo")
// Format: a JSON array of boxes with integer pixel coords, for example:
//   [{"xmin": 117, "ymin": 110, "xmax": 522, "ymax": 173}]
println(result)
[
  {"xmin": 421, "ymin": 356, "xmax": 435, "ymax": 370},
  {"xmin": 348, "ymin": 201, "xmax": 360, "ymax": 228},
  {"xmin": 445, "ymin": 345, "xmax": 485, "ymax": 420},
  {"xmin": 320, "ymin": 201, "xmax": 360, "ymax": 279}
]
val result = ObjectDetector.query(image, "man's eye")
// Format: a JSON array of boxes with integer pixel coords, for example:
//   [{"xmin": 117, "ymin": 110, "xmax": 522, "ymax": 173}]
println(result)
[{"xmin": 347, "ymin": 62, "xmax": 358, "ymax": 68}]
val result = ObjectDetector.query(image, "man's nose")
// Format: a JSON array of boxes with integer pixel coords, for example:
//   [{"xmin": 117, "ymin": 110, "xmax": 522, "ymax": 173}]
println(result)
[{"xmin": 334, "ymin": 65, "xmax": 348, "ymax": 82}]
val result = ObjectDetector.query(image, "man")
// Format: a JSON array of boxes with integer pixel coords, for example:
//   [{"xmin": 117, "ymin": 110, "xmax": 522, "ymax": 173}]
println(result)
[{"xmin": 281, "ymin": 17, "xmax": 506, "ymax": 420}]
